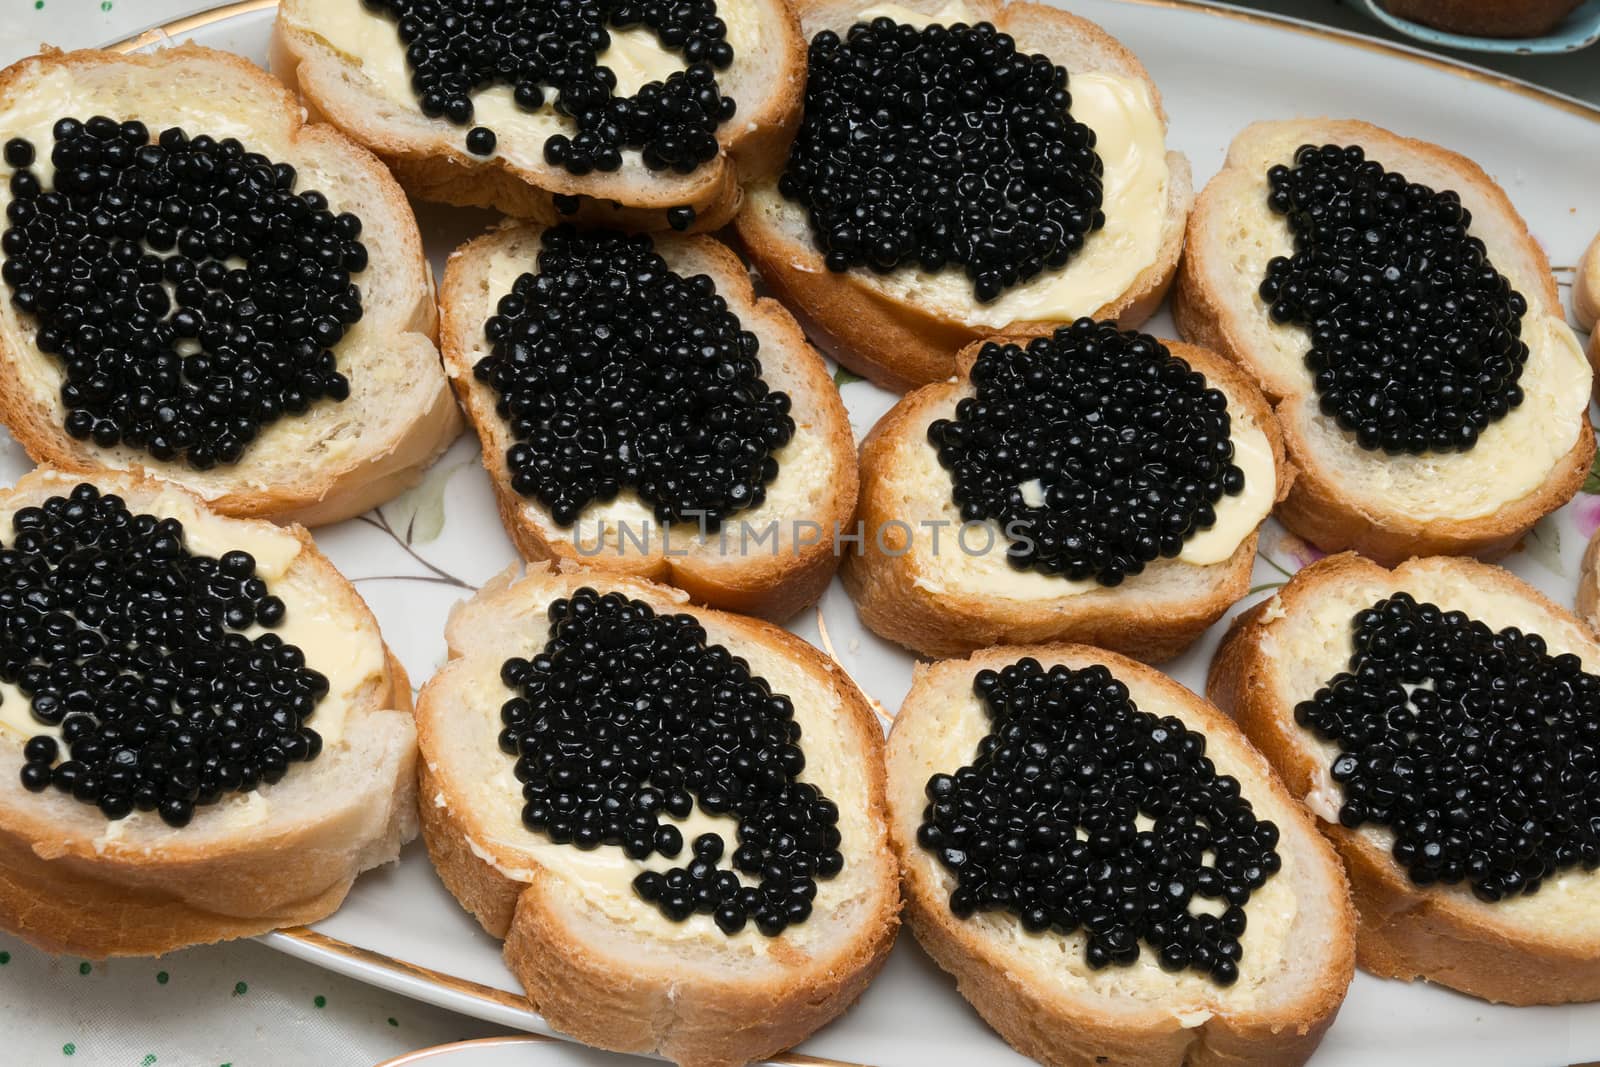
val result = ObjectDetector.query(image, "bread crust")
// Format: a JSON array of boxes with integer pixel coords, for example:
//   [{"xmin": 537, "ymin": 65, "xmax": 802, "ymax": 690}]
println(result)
[
  {"xmin": 887, "ymin": 644, "xmax": 1355, "ymax": 1067},
  {"xmin": 414, "ymin": 566, "xmax": 900, "ymax": 1067},
  {"xmin": 1175, "ymin": 118, "xmax": 1593, "ymax": 566},
  {"xmin": 842, "ymin": 337, "xmax": 1290, "ymax": 662},
  {"xmin": 439, "ymin": 223, "xmax": 858, "ymax": 622},
  {"xmin": 0, "ymin": 468, "xmax": 417, "ymax": 958},
  {"xmin": 0, "ymin": 44, "xmax": 461, "ymax": 525},
  {"xmin": 271, "ymin": 0, "xmax": 806, "ymax": 231},
  {"xmin": 732, "ymin": 0, "xmax": 1191, "ymax": 392},
  {"xmin": 1209, "ymin": 552, "xmax": 1600, "ymax": 1004},
  {"xmin": 1576, "ymin": 523, "xmax": 1600, "ymax": 635},
  {"xmin": 1578, "ymin": 229, "xmax": 1600, "ymax": 376}
]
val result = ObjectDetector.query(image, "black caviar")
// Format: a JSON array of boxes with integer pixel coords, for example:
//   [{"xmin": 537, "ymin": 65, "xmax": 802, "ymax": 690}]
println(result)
[
  {"xmin": 919, "ymin": 659, "xmax": 1280, "ymax": 984},
  {"xmin": 1297, "ymin": 593, "xmax": 1600, "ymax": 902},
  {"xmin": 360, "ymin": 0, "xmax": 736, "ymax": 174},
  {"xmin": 499, "ymin": 588, "xmax": 842, "ymax": 936},
  {"xmin": 474, "ymin": 226, "xmax": 793, "ymax": 528},
  {"xmin": 927, "ymin": 318, "xmax": 1245, "ymax": 586},
  {"xmin": 0, "ymin": 118, "xmax": 364, "ymax": 469},
  {"xmin": 8, "ymin": 484, "xmax": 327, "ymax": 827},
  {"xmin": 1261, "ymin": 144, "xmax": 1528, "ymax": 455},
  {"xmin": 780, "ymin": 17, "xmax": 1104, "ymax": 302}
]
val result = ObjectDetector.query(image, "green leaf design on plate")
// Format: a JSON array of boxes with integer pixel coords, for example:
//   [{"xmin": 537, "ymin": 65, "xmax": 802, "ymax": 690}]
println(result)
[
  {"xmin": 832, "ymin": 366, "xmax": 864, "ymax": 388},
  {"xmin": 1526, "ymin": 513, "xmax": 1564, "ymax": 576},
  {"xmin": 385, "ymin": 450, "xmax": 478, "ymax": 545},
  {"xmin": 1584, "ymin": 448, "xmax": 1600, "ymax": 495}
]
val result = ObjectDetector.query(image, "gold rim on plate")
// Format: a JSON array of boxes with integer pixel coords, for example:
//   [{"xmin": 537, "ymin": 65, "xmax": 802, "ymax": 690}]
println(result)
[
  {"xmin": 98, "ymin": 0, "xmax": 1596, "ymax": 1059},
  {"xmin": 376, "ymin": 1037, "xmax": 552, "ymax": 1067}
]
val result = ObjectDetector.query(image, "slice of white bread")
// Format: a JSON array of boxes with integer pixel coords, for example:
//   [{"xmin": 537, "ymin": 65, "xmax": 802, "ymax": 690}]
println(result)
[
  {"xmin": 842, "ymin": 336, "xmax": 1289, "ymax": 662},
  {"xmin": 1210, "ymin": 552, "xmax": 1600, "ymax": 1004},
  {"xmin": 1175, "ymin": 119, "xmax": 1594, "ymax": 565},
  {"xmin": 0, "ymin": 467, "xmax": 416, "ymax": 958},
  {"xmin": 886, "ymin": 643, "xmax": 1355, "ymax": 1066},
  {"xmin": 414, "ymin": 566, "xmax": 899, "ymax": 1067},
  {"xmin": 440, "ymin": 223, "xmax": 857, "ymax": 622},
  {"xmin": 0, "ymin": 45, "xmax": 461, "ymax": 525},
  {"xmin": 735, "ymin": 0, "xmax": 1192, "ymax": 391},
  {"xmin": 272, "ymin": 0, "xmax": 805, "ymax": 231},
  {"xmin": 1578, "ymin": 228, "xmax": 1599, "ymax": 372}
]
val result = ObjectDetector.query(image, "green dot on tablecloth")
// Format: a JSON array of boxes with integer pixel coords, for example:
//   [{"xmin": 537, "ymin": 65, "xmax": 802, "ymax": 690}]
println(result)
[
  {"xmin": 77, "ymin": 962, "xmax": 90, "ymax": 975},
  {"xmin": 387, "ymin": 1017, "xmax": 398, "ymax": 1027},
  {"xmin": 233, "ymin": 982, "xmax": 247, "ymax": 996},
  {"xmin": 0, "ymin": 951, "xmax": 10, "ymax": 964},
  {"xmin": 313, "ymin": 995, "xmax": 326, "ymax": 1009},
  {"xmin": 61, "ymin": 1044, "xmax": 73, "ymax": 1057},
  {"xmin": 141, "ymin": 1056, "xmax": 156, "ymax": 1066}
]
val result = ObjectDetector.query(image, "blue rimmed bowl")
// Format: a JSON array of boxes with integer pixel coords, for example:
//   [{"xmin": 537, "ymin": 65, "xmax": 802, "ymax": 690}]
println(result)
[{"xmin": 1346, "ymin": 0, "xmax": 1600, "ymax": 53}]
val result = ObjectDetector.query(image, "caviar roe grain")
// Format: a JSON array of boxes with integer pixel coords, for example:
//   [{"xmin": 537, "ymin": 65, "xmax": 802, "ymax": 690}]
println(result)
[
  {"xmin": 927, "ymin": 318, "xmax": 1245, "ymax": 586},
  {"xmin": 780, "ymin": 18, "xmax": 1105, "ymax": 302},
  {"xmin": 1298, "ymin": 593, "xmax": 1600, "ymax": 902},
  {"xmin": 919, "ymin": 658, "xmax": 1281, "ymax": 984},
  {"xmin": 1261, "ymin": 144, "xmax": 1528, "ymax": 455},
  {"xmin": 499, "ymin": 588, "xmax": 843, "ymax": 936},
  {"xmin": 474, "ymin": 226, "xmax": 793, "ymax": 528},
  {"xmin": 8, "ymin": 484, "xmax": 327, "ymax": 827},
  {"xmin": 360, "ymin": 0, "xmax": 736, "ymax": 173},
  {"xmin": 0, "ymin": 119, "xmax": 364, "ymax": 470}
]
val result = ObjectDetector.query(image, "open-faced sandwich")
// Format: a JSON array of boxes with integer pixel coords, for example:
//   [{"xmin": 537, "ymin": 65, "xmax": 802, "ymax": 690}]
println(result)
[
  {"xmin": 0, "ymin": 468, "xmax": 416, "ymax": 958},
  {"xmin": 736, "ymin": 0, "xmax": 1192, "ymax": 390},
  {"xmin": 887, "ymin": 644, "xmax": 1355, "ymax": 1064},
  {"xmin": 414, "ymin": 567, "xmax": 900, "ymax": 1066},
  {"xmin": 0, "ymin": 45, "xmax": 460, "ymax": 525},
  {"xmin": 845, "ymin": 318, "xmax": 1286, "ymax": 662},
  {"xmin": 273, "ymin": 0, "xmax": 806, "ymax": 230},
  {"xmin": 1177, "ymin": 120, "xmax": 1593, "ymax": 564}
]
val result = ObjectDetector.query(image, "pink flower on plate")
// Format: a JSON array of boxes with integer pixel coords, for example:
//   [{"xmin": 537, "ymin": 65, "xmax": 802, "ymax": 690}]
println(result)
[
  {"xmin": 1260, "ymin": 526, "xmax": 1326, "ymax": 579},
  {"xmin": 1572, "ymin": 494, "xmax": 1600, "ymax": 543}
]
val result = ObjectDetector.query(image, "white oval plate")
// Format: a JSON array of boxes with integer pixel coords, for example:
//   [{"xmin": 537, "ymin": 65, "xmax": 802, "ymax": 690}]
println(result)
[{"xmin": 68, "ymin": 1, "xmax": 1600, "ymax": 1065}]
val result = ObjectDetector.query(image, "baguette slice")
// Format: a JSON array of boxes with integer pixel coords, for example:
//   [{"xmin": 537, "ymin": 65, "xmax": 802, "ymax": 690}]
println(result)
[
  {"xmin": 1575, "ymin": 522, "xmax": 1600, "ymax": 636},
  {"xmin": 887, "ymin": 644, "xmax": 1355, "ymax": 1067},
  {"xmin": 440, "ymin": 223, "xmax": 857, "ymax": 621},
  {"xmin": 415, "ymin": 566, "xmax": 899, "ymax": 1067},
  {"xmin": 1578, "ymin": 229, "xmax": 1600, "ymax": 373},
  {"xmin": 1176, "ymin": 119, "xmax": 1594, "ymax": 565},
  {"xmin": 0, "ymin": 467, "xmax": 416, "ymax": 958},
  {"xmin": 1210, "ymin": 552, "xmax": 1600, "ymax": 1004},
  {"xmin": 272, "ymin": 0, "xmax": 805, "ymax": 231},
  {"xmin": 842, "ymin": 335, "xmax": 1289, "ymax": 662},
  {"xmin": 0, "ymin": 45, "xmax": 461, "ymax": 525},
  {"xmin": 734, "ymin": 0, "xmax": 1192, "ymax": 391}
]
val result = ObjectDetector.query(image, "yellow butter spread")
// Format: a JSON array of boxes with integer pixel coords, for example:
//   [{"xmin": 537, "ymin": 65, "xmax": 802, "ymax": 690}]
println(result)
[
  {"xmin": 0, "ymin": 486, "xmax": 383, "ymax": 754},
  {"xmin": 285, "ymin": 0, "xmax": 760, "ymax": 171}
]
